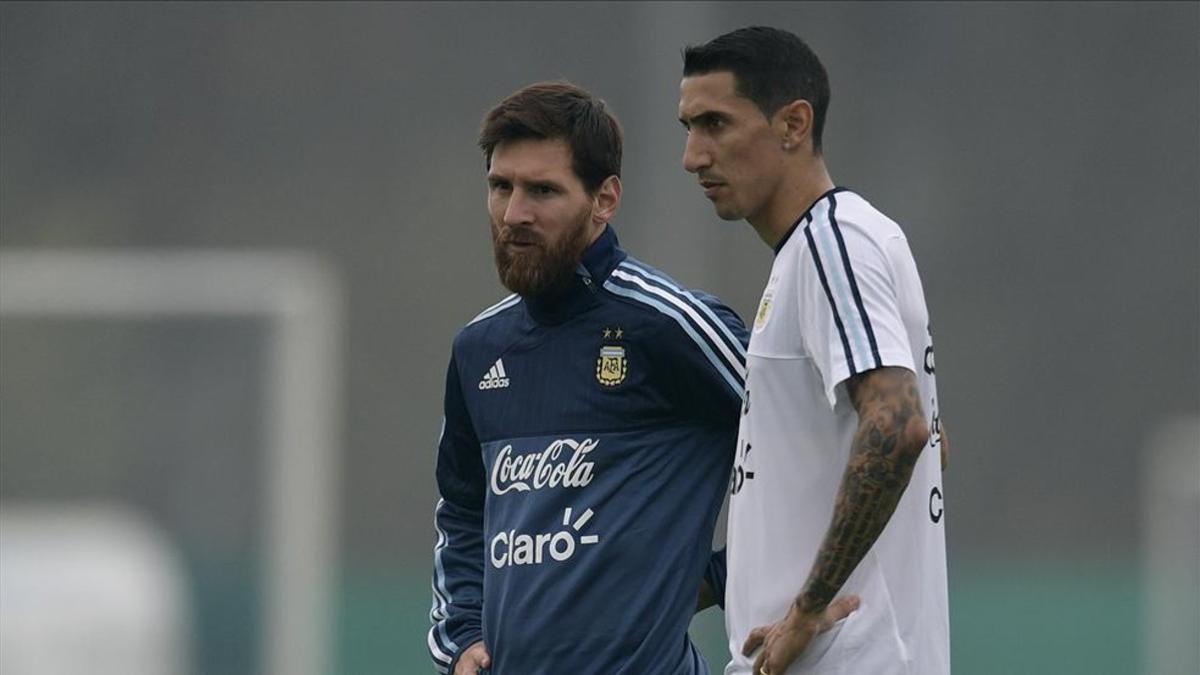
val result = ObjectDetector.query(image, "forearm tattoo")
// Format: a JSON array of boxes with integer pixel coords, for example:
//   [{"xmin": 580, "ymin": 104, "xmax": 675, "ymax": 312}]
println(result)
[{"xmin": 797, "ymin": 367, "xmax": 925, "ymax": 614}]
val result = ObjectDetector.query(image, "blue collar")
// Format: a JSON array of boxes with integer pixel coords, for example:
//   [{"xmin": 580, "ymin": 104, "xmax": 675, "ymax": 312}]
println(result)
[{"xmin": 578, "ymin": 224, "xmax": 624, "ymax": 285}]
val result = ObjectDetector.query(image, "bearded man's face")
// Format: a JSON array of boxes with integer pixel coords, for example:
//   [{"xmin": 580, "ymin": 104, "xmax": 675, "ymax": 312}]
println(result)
[{"xmin": 486, "ymin": 138, "xmax": 602, "ymax": 296}]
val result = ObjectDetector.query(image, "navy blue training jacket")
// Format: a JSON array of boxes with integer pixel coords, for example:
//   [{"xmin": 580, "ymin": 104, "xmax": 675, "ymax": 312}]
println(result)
[{"xmin": 429, "ymin": 225, "xmax": 748, "ymax": 674}]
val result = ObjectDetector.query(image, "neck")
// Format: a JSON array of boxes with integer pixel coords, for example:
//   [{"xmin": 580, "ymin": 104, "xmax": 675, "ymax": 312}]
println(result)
[{"xmin": 748, "ymin": 158, "xmax": 834, "ymax": 250}]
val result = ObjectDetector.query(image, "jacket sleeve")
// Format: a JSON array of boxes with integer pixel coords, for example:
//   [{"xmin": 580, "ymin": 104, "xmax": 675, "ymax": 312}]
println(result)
[
  {"xmin": 703, "ymin": 547, "xmax": 728, "ymax": 609},
  {"xmin": 652, "ymin": 293, "xmax": 745, "ymax": 609},
  {"xmin": 659, "ymin": 290, "xmax": 750, "ymax": 426},
  {"xmin": 428, "ymin": 353, "xmax": 487, "ymax": 673}
]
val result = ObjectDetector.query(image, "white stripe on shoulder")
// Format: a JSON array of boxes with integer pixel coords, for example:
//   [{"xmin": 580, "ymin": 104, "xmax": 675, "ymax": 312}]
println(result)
[
  {"xmin": 610, "ymin": 268, "xmax": 746, "ymax": 379},
  {"xmin": 467, "ymin": 293, "xmax": 520, "ymax": 325},
  {"xmin": 808, "ymin": 201, "xmax": 873, "ymax": 370},
  {"xmin": 616, "ymin": 261, "xmax": 746, "ymax": 358},
  {"xmin": 603, "ymin": 279, "xmax": 744, "ymax": 398}
]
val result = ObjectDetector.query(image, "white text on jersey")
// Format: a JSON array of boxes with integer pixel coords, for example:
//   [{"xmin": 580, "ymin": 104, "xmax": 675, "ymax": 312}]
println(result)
[
  {"xmin": 478, "ymin": 358, "xmax": 510, "ymax": 390},
  {"xmin": 490, "ymin": 438, "xmax": 597, "ymax": 495}
]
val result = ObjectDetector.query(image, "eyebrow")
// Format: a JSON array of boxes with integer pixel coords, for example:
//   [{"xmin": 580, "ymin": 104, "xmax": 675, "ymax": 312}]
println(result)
[
  {"xmin": 487, "ymin": 174, "xmax": 567, "ymax": 191},
  {"xmin": 678, "ymin": 111, "xmax": 727, "ymax": 128},
  {"xmin": 523, "ymin": 179, "xmax": 565, "ymax": 191}
]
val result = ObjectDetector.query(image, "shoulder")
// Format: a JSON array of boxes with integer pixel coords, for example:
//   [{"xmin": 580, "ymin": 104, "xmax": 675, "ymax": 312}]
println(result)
[
  {"xmin": 451, "ymin": 293, "xmax": 523, "ymax": 353},
  {"xmin": 819, "ymin": 190, "xmax": 905, "ymax": 246},
  {"xmin": 601, "ymin": 256, "xmax": 747, "ymax": 338},
  {"xmin": 602, "ymin": 256, "xmax": 747, "ymax": 393},
  {"xmin": 785, "ymin": 190, "xmax": 907, "ymax": 269}
]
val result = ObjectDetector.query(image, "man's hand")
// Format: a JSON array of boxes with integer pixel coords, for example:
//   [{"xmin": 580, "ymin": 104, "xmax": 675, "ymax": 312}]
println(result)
[
  {"xmin": 741, "ymin": 595, "xmax": 860, "ymax": 674},
  {"xmin": 454, "ymin": 640, "xmax": 490, "ymax": 674}
]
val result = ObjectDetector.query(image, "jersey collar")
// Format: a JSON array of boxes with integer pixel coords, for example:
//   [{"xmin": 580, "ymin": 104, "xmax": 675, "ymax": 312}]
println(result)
[{"xmin": 774, "ymin": 186, "xmax": 850, "ymax": 255}]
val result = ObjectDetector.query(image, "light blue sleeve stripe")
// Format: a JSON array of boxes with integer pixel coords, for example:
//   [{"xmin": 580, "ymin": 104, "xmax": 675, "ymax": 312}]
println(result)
[
  {"xmin": 430, "ymin": 498, "xmax": 453, "ymax": 622},
  {"xmin": 427, "ymin": 625, "xmax": 453, "ymax": 670},
  {"xmin": 436, "ymin": 619, "xmax": 459, "ymax": 655},
  {"xmin": 610, "ymin": 269, "xmax": 745, "ymax": 381},
  {"xmin": 430, "ymin": 426, "xmax": 451, "ymax": 618},
  {"xmin": 468, "ymin": 293, "xmax": 519, "ymax": 325},
  {"xmin": 813, "ymin": 208, "xmax": 871, "ymax": 370},
  {"xmin": 429, "ymin": 436, "xmax": 460, "ymax": 670},
  {"xmin": 604, "ymin": 280, "xmax": 744, "ymax": 398},
  {"xmin": 618, "ymin": 260, "xmax": 747, "ymax": 359}
]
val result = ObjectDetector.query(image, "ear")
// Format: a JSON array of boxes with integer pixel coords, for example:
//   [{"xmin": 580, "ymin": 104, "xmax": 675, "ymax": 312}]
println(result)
[
  {"xmin": 591, "ymin": 175, "xmax": 622, "ymax": 225},
  {"xmin": 776, "ymin": 99, "xmax": 815, "ymax": 152}
]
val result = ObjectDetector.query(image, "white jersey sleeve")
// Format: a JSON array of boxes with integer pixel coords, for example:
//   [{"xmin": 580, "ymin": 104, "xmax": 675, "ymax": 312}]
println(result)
[{"xmin": 796, "ymin": 194, "xmax": 918, "ymax": 407}]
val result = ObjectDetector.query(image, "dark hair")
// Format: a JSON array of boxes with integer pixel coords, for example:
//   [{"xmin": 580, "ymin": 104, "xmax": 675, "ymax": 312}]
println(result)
[
  {"xmin": 683, "ymin": 26, "xmax": 830, "ymax": 153},
  {"xmin": 478, "ymin": 81, "xmax": 623, "ymax": 194}
]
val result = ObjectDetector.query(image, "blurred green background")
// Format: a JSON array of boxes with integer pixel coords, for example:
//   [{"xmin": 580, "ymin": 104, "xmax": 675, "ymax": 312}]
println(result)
[{"xmin": 336, "ymin": 557, "xmax": 1143, "ymax": 675}]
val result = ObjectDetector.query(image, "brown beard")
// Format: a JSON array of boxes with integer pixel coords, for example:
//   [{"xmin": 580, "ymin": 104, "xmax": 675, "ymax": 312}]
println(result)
[{"xmin": 491, "ymin": 209, "xmax": 593, "ymax": 297}]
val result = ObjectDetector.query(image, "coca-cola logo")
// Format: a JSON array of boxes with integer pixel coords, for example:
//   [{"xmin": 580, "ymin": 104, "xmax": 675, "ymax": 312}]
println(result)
[{"xmin": 490, "ymin": 438, "xmax": 597, "ymax": 496}]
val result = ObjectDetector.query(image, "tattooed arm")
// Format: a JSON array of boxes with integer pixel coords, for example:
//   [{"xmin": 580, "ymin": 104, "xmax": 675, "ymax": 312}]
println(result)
[
  {"xmin": 742, "ymin": 366, "xmax": 928, "ymax": 674},
  {"xmin": 796, "ymin": 366, "xmax": 929, "ymax": 612}
]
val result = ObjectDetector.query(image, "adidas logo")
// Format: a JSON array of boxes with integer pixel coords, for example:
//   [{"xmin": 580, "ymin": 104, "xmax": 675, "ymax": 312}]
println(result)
[{"xmin": 478, "ymin": 358, "xmax": 510, "ymax": 390}]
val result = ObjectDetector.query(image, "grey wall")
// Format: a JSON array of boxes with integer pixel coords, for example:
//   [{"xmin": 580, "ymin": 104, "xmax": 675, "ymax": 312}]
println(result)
[{"xmin": 2, "ymin": 2, "xmax": 1197, "ymax": 667}]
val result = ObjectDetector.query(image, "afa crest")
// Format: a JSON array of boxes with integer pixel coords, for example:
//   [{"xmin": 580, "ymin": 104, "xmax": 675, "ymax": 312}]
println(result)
[
  {"xmin": 596, "ymin": 345, "xmax": 628, "ymax": 386},
  {"xmin": 754, "ymin": 281, "xmax": 777, "ymax": 333}
]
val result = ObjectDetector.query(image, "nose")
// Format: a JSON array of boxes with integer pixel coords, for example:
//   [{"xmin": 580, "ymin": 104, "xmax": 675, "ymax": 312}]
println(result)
[
  {"xmin": 682, "ymin": 133, "xmax": 711, "ymax": 175},
  {"xmin": 502, "ymin": 189, "xmax": 534, "ymax": 226}
]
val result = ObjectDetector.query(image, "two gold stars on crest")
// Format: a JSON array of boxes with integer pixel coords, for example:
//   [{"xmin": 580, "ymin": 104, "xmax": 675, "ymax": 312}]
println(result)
[{"xmin": 602, "ymin": 327, "xmax": 624, "ymax": 340}]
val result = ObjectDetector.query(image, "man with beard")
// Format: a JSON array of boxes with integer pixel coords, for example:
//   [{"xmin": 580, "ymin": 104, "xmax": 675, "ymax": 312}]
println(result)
[{"xmin": 427, "ymin": 81, "xmax": 756, "ymax": 675}]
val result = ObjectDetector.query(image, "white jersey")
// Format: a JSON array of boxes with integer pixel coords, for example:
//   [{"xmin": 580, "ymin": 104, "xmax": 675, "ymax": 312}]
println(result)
[{"xmin": 725, "ymin": 189, "xmax": 949, "ymax": 675}]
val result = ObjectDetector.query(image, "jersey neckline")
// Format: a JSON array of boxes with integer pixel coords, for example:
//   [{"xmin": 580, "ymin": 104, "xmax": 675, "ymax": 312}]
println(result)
[{"xmin": 773, "ymin": 186, "xmax": 850, "ymax": 255}]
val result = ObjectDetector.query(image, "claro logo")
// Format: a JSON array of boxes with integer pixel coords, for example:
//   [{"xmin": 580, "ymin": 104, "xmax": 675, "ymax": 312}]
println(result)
[{"xmin": 490, "ymin": 507, "xmax": 600, "ymax": 569}]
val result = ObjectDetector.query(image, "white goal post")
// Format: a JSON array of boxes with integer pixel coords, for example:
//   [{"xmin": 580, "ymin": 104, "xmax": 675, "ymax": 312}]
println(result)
[
  {"xmin": 0, "ymin": 250, "xmax": 343, "ymax": 675},
  {"xmin": 1141, "ymin": 414, "xmax": 1200, "ymax": 675}
]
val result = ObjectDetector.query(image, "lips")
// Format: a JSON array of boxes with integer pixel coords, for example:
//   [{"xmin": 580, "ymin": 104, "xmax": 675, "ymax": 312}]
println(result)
[
  {"xmin": 699, "ymin": 176, "xmax": 726, "ymax": 194},
  {"xmin": 503, "ymin": 233, "xmax": 542, "ymax": 250}
]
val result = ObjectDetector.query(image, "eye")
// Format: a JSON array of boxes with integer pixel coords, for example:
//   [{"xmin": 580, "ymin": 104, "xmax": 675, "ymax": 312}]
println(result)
[
  {"xmin": 488, "ymin": 179, "xmax": 511, "ymax": 193},
  {"xmin": 530, "ymin": 184, "xmax": 559, "ymax": 196}
]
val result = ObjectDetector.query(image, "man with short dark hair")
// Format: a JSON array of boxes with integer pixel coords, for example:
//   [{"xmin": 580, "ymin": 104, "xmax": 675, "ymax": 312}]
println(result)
[
  {"xmin": 427, "ymin": 81, "xmax": 748, "ymax": 674},
  {"xmin": 678, "ymin": 27, "xmax": 950, "ymax": 675}
]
